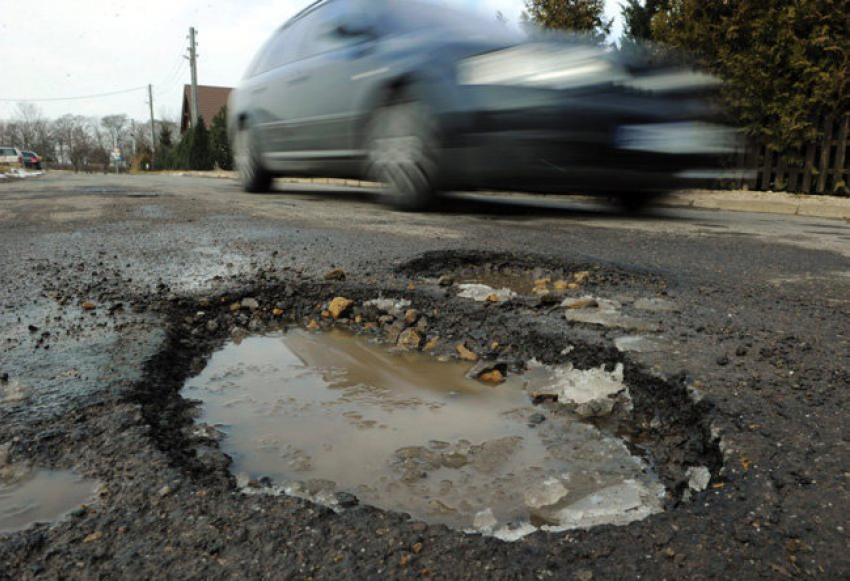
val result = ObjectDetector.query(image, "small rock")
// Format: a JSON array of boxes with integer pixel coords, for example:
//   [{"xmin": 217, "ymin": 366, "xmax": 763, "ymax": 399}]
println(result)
[
  {"xmin": 206, "ymin": 320, "xmax": 219, "ymax": 333},
  {"xmin": 272, "ymin": 308, "xmax": 284, "ymax": 316},
  {"xmin": 386, "ymin": 320, "xmax": 407, "ymax": 343},
  {"xmin": 552, "ymin": 279, "xmax": 570, "ymax": 291},
  {"xmin": 158, "ymin": 484, "xmax": 174, "ymax": 497},
  {"xmin": 241, "ymin": 298, "xmax": 259, "ymax": 310},
  {"xmin": 335, "ymin": 491, "xmax": 359, "ymax": 508},
  {"xmin": 424, "ymin": 337, "xmax": 441, "ymax": 351},
  {"xmin": 524, "ymin": 477, "xmax": 569, "ymax": 509},
  {"xmin": 229, "ymin": 302, "xmax": 241, "ymax": 312},
  {"xmin": 574, "ymin": 399, "xmax": 615, "ymax": 418},
  {"xmin": 685, "ymin": 466, "xmax": 711, "ymax": 492},
  {"xmin": 412, "ymin": 542, "xmax": 423, "ymax": 554},
  {"xmin": 478, "ymin": 369, "xmax": 504, "ymax": 383},
  {"xmin": 328, "ymin": 297, "xmax": 354, "ymax": 319},
  {"xmin": 324, "ymin": 268, "xmax": 346, "ymax": 281},
  {"xmin": 307, "ymin": 319, "xmax": 320, "ymax": 331},
  {"xmin": 574, "ymin": 570, "xmax": 593, "ymax": 581},
  {"xmin": 473, "ymin": 508, "xmax": 498, "ymax": 530},
  {"xmin": 230, "ymin": 327, "xmax": 247, "ymax": 344},
  {"xmin": 397, "ymin": 328, "xmax": 422, "ymax": 350},
  {"xmin": 442, "ymin": 453, "xmax": 469, "ymax": 469},
  {"xmin": 456, "ymin": 343, "xmax": 478, "ymax": 361},
  {"xmin": 563, "ymin": 298, "xmax": 598, "ymax": 310},
  {"xmin": 716, "ymin": 354, "xmax": 730, "ymax": 366},
  {"xmin": 83, "ymin": 531, "xmax": 103, "ymax": 543},
  {"xmin": 573, "ymin": 271, "xmax": 590, "ymax": 284},
  {"xmin": 527, "ymin": 413, "xmax": 546, "ymax": 426},
  {"xmin": 437, "ymin": 275, "xmax": 453, "ymax": 286},
  {"xmin": 404, "ymin": 309, "xmax": 419, "ymax": 324},
  {"xmin": 81, "ymin": 301, "xmax": 96, "ymax": 311}
]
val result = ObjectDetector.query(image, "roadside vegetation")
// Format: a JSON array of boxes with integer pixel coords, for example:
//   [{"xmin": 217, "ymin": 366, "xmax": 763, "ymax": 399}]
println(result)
[{"xmin": 0, "ymin": 103, "xmax": 232, "ymax": 174}]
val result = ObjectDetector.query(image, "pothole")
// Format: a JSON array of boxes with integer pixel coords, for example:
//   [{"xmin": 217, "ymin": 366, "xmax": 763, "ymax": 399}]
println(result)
[
  {"xmin": 0, "ymin": 464, "xmax": 98, "ymax": 533},
  {"xmin": 183, "ymin": 328, "xmax": 666, "ymax": 539}
]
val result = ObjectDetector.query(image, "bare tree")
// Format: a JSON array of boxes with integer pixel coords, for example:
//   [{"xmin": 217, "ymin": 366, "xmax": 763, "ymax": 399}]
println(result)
[
  {"xmin": 100, "ymin": 114, "xmax": 129, "ymax": 150},
  {"xmin": 8, "ymin": 103, "xmax": 52, "ymax": 155}
]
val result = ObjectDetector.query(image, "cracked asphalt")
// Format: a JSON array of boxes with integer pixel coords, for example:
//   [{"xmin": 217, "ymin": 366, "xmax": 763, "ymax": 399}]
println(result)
[{"xmin": 1, "ymin": 172, "xmax": 848, "ymax": 578}]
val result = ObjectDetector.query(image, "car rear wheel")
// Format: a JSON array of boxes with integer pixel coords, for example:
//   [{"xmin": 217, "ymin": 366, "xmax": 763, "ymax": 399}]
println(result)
[
  {"xmin": 614, "ymin": 191, "xmax": 666, "ymax": 213},
  {"xmin": 366, "ymin": 98, "xmax": 439, "ymax": 211},
  {"xmin": 234, "ymin": 126, "xmax": 272, "ymax": 193}
]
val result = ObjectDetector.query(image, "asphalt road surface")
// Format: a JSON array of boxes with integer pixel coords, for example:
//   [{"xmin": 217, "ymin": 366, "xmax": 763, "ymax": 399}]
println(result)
[{"xmin": 1, "ymin": 172, "xmax": 847, "ymax": 578}]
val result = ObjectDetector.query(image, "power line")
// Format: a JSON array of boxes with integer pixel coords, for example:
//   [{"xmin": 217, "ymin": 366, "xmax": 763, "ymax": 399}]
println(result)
[
  {"xmin": 156, "ymin": 59, "xmax": 188, "ymax": 97},
  {"xmin": 0, "ymin": 86, "xmax": 147, "ymax": 103}
]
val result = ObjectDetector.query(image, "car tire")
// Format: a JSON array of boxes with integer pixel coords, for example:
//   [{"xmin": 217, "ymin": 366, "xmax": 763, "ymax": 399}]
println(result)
[
  {"xmin": 614, "ymin": 191, "xmax": 665, "ymax": 213},
  {"xmin": 234, "ymin": 125, "xmax": 272, "ymax": 193},
  {"xmin": 365, "ymin": 97, "xmax": 440, "ymax": 211}
]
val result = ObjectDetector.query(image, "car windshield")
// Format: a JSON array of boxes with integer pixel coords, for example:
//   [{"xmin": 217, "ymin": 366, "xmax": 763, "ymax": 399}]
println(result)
[{"xmin": 380, "ymin": 0, "xmax": 521, "ymax": 41}]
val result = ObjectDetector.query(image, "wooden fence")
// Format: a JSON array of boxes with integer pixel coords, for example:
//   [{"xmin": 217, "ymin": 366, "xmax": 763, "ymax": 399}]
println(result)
[{"xmin": 730, "ymin": 113, "xmax": 849, "ymax": 195}]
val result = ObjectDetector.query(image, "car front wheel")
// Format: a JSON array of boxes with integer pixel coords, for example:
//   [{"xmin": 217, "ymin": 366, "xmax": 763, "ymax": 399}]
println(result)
[{"xmin": 366, "ymin": 98, "xmax": 440, "ymax": 211}]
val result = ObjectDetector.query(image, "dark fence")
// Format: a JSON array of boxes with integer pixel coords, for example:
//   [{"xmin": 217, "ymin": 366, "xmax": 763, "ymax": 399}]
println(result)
[{"xmin": 730, "ymin": 113, "xmax": 849, "ymax": 195}]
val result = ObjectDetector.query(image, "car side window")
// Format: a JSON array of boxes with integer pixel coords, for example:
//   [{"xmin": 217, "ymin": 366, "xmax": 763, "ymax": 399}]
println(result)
[
  {"xmin": 297, "ymin": 4, "xmax": 372, "ymax": 61},
  {"xmin": 251, "ymin": 20, "xmax": 308, "ymax": 75}
]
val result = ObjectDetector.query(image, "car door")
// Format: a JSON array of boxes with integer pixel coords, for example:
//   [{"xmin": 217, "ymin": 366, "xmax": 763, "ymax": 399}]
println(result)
[
  {"xmin": 241, "ymin": 20, "xmax": 311, "ymax": 166},
  {"xmin": 282, "ymin": 2, "xmax": 382, "ymax": 162}
]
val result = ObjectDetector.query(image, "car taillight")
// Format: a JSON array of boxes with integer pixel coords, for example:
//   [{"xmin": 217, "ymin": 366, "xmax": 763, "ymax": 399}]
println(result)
[{"xmin": 18, "ymin": 156, "xmax": 22, "ymax": 164}]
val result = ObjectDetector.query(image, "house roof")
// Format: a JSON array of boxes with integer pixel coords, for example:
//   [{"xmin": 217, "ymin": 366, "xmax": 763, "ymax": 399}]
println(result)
[{"xmin": 180, "ymin": 85, "xmax": 232, "ymax": 133}]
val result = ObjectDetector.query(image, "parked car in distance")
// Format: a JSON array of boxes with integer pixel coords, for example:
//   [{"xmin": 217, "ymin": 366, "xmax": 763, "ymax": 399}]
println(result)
[
  {"xmin": 21, "ymin": 151, "xmax": 42, "ymax": 170},
  {"xmin": 229, "ymin": 0, "xmax": 743, "ymax": 211},
  {"xmin": 0, "ymin": 146, "xmax": 23, "ymax": 167}
]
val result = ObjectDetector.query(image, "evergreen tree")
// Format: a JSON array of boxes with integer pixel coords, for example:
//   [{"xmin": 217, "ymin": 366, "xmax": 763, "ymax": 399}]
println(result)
[
  {"xmin": 158, "ymin": 124, "xmax": 175, "ymax": 169},
  {"xmin": 522, "ymin": 0, "xmax": 612, "ymax": 42},
  {"xmin": 620, "ymin": 0, "xmax": 666, "ymax": 43},
  {"xmin": 652, "ymin": 0, "xmax": 849, "ymax": 155},
  {"xmin": 188, "ymin": 116, "xmax": 214, "ymax": 171},
  {"xmin": 210, "ymin": 106, "xmax": 233, "ymax": 171}
]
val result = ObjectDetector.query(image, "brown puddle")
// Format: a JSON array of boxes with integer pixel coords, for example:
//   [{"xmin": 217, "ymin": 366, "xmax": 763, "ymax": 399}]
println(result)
[
  {"xmin": 0, "ymin": 469, "xmax": 97, "ymax": 533},
  {"xmin": 184, "ymin": 329, "xmax": 664, "ymax": 539}
]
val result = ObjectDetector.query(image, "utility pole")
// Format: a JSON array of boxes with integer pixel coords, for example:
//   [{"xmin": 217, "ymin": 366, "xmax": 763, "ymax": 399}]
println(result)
[
  {"xmin": 188, "ymin": 27, "xmax": 200, "ymax": 129},
  {"xmin": 148, "ymin": 84, "xmax": 156, "ymax": 170}
]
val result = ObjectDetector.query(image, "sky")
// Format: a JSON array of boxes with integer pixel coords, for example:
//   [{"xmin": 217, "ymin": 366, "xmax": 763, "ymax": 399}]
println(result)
[{"xmin": 0, "ymin": 0, "xmax": 624, "ymax": 123}]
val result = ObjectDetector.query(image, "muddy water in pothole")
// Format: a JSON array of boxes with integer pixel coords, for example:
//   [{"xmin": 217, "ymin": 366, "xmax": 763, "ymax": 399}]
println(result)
[
  {"xmin": 184, "ymin": 329, "xmax": 663, "ymax": 538},
  {"xmin": 0, "ymin": 469, "xmax": 97, "ymax": 533}
]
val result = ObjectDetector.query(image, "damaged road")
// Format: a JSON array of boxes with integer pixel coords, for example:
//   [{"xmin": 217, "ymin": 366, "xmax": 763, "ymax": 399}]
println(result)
[{"xmin": 0, "ymin": 173, "xmax": 848, "ymax": 578}]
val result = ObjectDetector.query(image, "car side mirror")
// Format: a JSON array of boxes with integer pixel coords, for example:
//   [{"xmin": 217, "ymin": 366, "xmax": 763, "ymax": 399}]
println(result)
[{"xmin": 334, "ymin": 15, "xmax": 376, "ymax": 38}]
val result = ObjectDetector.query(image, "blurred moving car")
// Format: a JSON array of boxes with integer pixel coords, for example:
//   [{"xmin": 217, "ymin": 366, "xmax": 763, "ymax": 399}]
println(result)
[
  {"xmin": 0, "ymin": 146, "xmax": 23, "ymax": 167},
  {"xmin": 21, "ymin": 151, "xmax": 42, "ymax": 170},
  {"xmin": 229, "ymin": 0, "xmax": 743, "ymax": 211}
]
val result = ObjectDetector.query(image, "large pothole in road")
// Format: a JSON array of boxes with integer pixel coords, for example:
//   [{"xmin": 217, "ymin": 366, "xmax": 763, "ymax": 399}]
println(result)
[
  {"xmin": 183, "ymin": 328, "xmax": 665, "ymax": 540},
  {"xmin": 134, "ymin": 252, "xmax": 720, "ymax": 543}
]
